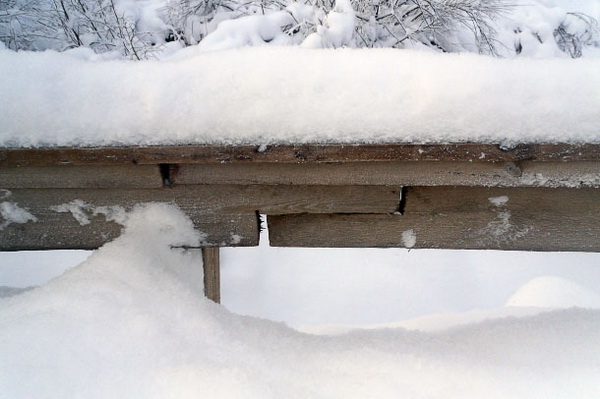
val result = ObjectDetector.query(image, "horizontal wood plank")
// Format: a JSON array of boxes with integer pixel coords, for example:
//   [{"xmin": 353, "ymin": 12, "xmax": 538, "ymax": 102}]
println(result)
[
  {"xmin": 223, "ymin": 185, "xmax": 401, "ymax": 214},
  {"xmin": 0, "ymin": 187, "xmax": 260, "ymax": 250},
  {"xmin": 268, "ymin": 187, "xmax": 600, "ymax": 251},
  {"xmin": 1, "ymin": 212, "xmax": 257, "ymax": 251},
  {"xmin": 173, "ymin": 161, "xmax": 600, "ymax": 188},
  {"xmin": 2, "ymin": 143, "xmax": 599, "ymax": 166},
  {"xmin": 0, "ymin": 165, "xmax": 163, "ymax": 189},
  {"xmin": 0, "ymin": 184, "xmax": 399, "ymax": 250}
]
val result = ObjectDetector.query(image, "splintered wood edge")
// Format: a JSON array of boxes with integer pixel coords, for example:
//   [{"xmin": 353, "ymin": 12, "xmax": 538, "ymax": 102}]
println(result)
[{"xmin": 2, "ymin": 143, "xmax": 600, "ymax": 166}]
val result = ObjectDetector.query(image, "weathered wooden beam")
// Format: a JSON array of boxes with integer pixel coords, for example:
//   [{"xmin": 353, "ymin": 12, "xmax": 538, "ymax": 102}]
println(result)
[
  {"xmin": 268, "ymin": 187, "xmax": 600, "ymax": 252},
  {"xmin": 2, "ymin": 143, "xmax": 599, "ymax": 166},
  {"xmin": 223, "ymin": 185, "xmax": 401, "ymax": 214},
  {"xmin": 0, "ymin": 165, "xmax": 163, "ymax": 189},
  {"xmin": 0, "ymin": 187, "xmax": 260, "ymax": 250},
  {"xmin": 0, "ymin": 184, "xmax": 400, "ymax": 250},
  {"xmin": 202, "ymin": 247, "xmax": 220, "ymax": 303},
  {"xmin": 172, "ymin": 161, "xmax": 600, "ymax": 188}
]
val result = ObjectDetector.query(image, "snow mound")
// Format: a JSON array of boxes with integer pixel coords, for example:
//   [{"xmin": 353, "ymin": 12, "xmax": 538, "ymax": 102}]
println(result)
[
  {"xmin": 2, "ymin": 204, "xmax": 600, "ymax": 398},
  {"xmin": 506, "ymin": 276, "xmax": 600, "ymax": 309}
]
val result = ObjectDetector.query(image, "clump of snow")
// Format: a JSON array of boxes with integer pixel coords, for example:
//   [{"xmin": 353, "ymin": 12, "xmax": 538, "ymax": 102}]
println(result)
[
  {"xmin": 506, "ymin": 276, "xmax": 600, "ymax": 309},
  {"xmin": 1, "ymin": 47, "xmax": 600, "ymax": 147},
  {"xmin": 488, "ymin": 195, "xmax": 509, "ymax": 207},
  {"xmin": 493, "ymin": 0, "xmax": 600, "ymax": 58},
  {"xmin": 0, "ymin": 202, "xmax": 37, "ymax": 230},
  {"xmin": 1, "ymin": 204, "xmax": 600, "ymax": 398},
  {"xmin": 229, "ymin": 233, "xmax": 243, "ymax": 245},
  {"xmin": 401, "ymin": 229, "xmax": 417, "ymax": 248},
  {"xmin": 0, "ymin": 190, "xmax": 37, "ymax": 230},
  {"xmin": 198, "ymin": 10, "xmax": 300, "ymax": 52},
  {"xmin": 51, "ymin": 200, "xmax": 127, "ymax": 226},
  {"xmin": 301, "ymin": 0, "xmax": 356, "ymax": 49}
]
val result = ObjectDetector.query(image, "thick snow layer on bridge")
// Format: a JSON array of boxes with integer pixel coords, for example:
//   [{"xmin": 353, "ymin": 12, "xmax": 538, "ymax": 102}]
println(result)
[{"xmin": 1, "ymin": 46, "xmax": 599, "ymax": 148}]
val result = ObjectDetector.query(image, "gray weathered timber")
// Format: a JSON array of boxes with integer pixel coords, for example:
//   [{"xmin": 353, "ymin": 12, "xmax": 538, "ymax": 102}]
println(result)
[
  {"xmin": 0, "ymin": 187, "xmax": 260, "ymax": 250},
  {"xmin": 0, "ymin": 185, "xmax": 400, "ymax": 250},
  {"xmin": 268, "ymin": 187, "xmax": 600, "ymax": 251},
  {"xmin": 202, "ymin": 248, "xmax": 220, "ymax": 303},
  {"xmin": 172, "ymin": 161, "xmax": 600, "ymax": 188},
  {"xmin": 1, "ymin": 209, "xmax": 257, "ymax": 250},
  {"xmin": 2, "ymin": 143, "xmax": 600, "ymax": 166},
  {"xmin": 2, "ymin": 144, "xmax": 599, "ymax": 253},
  {"xmin": 0, "ymin": 165, "xmax": 163, "ymax": 189},
  {"xmin": 222, "ymin": 185, "xmax": 401, "ymax": 214}
]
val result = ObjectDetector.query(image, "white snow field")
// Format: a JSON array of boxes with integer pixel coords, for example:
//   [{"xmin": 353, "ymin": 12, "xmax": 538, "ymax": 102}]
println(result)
[
  {"xmin": 2, "ymin": 0, "xmax": 600, "ymax": 396},
  {"xmin": 1, "ymin": 204, "xmax": 600, "ymax": 399}
]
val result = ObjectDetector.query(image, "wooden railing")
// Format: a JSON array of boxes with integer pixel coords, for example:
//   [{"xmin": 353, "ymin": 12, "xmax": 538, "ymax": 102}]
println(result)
[{"xmin": 2, "ymin": 143, "xmax": 599, "ymax": 302}]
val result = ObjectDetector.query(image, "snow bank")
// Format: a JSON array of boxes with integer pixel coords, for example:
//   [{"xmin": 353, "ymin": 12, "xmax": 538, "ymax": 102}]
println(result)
[
  {"xmin": 1, "ymin": 47, "xmax": 599, "ymax": 147},
  {"xmin": 506, "ymin": 276, "xmax": 600, "ymax": 308},
  {"xmin": 2, "ymin": 204, "xmax": 600, "ymax": 398}
]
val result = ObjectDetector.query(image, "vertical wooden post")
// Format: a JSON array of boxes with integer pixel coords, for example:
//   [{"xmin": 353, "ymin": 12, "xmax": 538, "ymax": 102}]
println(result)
[{"xmin": 202, "ymin": 247, "xmax": 221, "ymax": 303}]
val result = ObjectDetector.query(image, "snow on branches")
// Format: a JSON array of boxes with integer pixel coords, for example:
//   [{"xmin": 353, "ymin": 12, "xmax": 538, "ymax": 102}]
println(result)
[{"xmin": 1, "ymin": 0, "xmax": 600, "ymax": 58}]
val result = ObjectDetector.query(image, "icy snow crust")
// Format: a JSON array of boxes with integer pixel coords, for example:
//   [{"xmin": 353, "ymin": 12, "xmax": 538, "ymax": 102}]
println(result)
[
  {"xmin": 1, "ymin": 204, "xmax": 600, "ymax": 398},
  {"xmin": 1, "ymin": 47, "xmax": 599, "ymax": 147}
]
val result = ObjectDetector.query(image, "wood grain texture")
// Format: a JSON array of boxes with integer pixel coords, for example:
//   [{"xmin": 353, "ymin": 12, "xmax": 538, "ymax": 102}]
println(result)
[
  {"xmin": 268, "ymin": 187, "xmax": 600, "ymax": 251},
  {"xmin": 0, "ymin": 184, "xmax": 400, "ymax": 250},
  {"xmin": 220, "ymin": 185, "xmax": 402, "ymax": 214},
  {"xmin": 173, "ymin": 161, "xmax": 600, "ymax": 188},
  {"xmin": 202, "ymin": 248, "xmax": 220, "ymax": 303},
  {"xmin": 0, "ymin": 187, "xmax": 260, "ymax": 250},
  {"xmin": 0, "ymin": 165, "xmax": 163, "ymax": 189},
  {"xmin": 2, "ymin": 143, "xmax": 600, "ymax": 166}
]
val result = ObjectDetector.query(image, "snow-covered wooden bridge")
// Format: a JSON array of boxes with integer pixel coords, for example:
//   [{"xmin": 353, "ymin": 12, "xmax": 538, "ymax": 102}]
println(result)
[{"xmin": 2, "ymin": 143, "xmax": 599, "ymax": 302}]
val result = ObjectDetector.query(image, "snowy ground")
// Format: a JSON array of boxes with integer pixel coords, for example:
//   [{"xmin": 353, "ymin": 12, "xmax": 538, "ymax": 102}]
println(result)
[
  {"xmin": 2, "ymin": 1, "xmax": 600, "ymax": 396},
  {"xmin": 1, "ymin": 204, "xmax": 600, "ymax": 398}
]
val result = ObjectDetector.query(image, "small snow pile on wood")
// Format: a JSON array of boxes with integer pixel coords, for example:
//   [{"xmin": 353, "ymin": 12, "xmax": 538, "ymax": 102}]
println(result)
[
  {"xmin": 0, "ymin": 190, "xmax": 37, "ymax": 230},
  {"xmin": 2, "ymin": 204, "xmax": 600, "ymax": 398},
  {"xmin": 402, "ymin": 229, "xmax": 417, "ymax": 248}
]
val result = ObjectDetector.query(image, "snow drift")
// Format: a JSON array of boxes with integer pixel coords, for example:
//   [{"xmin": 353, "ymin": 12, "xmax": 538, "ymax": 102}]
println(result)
[
  {"xmin": 506, "ymin": 276, "xmax": 600, "ymax": 309},
  {"xmin": 1, "ymin": 204, "xmax": 599, "ymax": 398}
]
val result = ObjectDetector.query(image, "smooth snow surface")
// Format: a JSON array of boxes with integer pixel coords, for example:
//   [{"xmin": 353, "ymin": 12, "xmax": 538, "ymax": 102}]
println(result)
[
  {"xmin": 2, "ymin": 204, "xmax": 600, "ymax": 398},
  {"xmin": 506, "ymin": 276, "xmax": 600, "ymax": 308},
  {"xmin": 1, "ymin": 47, "xmax": 600, "ymax": 147},
  {"xmin": 220, "ymin": 244, "xmax": 600, "ymax": 327}
]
